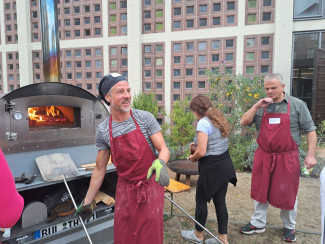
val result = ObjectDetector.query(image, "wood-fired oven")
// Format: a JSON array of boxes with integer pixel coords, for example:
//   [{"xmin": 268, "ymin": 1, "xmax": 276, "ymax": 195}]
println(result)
[{"xmin": 0, "ymin": 82, "xmax": 117, "ymax": 244}]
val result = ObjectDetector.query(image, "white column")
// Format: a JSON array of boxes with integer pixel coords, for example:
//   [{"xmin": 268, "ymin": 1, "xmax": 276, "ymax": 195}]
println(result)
[
  {"xmin": 16, "ymin": 0, "xmax": 33, "ymax": 87},
  {"xmin": 273, "ymin": 0, "xmax": 294, "ymax": 93},
  {"xmin": 127, "ymin": 0, "xmax": 142, "ymax": 95},
  {"xmin": 164, "ymin": 0, "xmax": 172, "ymax": 120},
  {"xmin": 235, "ymin": 0, "xmax": 246, "ymax": 74}
]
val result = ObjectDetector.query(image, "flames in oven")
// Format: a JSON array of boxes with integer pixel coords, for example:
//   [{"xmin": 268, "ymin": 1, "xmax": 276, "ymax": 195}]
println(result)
[{"xmin": 28, "ymin": 106, "xmax": 79, "ymax": 130}]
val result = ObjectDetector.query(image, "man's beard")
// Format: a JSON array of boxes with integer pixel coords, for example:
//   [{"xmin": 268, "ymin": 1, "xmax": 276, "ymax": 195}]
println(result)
[{"xmin": 112, "ymin": 99, "xmax": 131, "ymax": 112}]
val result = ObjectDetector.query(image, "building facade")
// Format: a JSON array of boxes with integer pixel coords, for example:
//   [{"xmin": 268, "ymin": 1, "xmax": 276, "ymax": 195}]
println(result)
[{"xmin": 0, "ymin": 0, "xmax": 324, "ymax": 123}]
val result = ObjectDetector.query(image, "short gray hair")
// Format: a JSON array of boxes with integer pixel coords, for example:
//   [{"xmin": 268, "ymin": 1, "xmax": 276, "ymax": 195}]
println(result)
[{"xmin": 264, "ymin": 73, "xmax": 284, "ymax": 85}]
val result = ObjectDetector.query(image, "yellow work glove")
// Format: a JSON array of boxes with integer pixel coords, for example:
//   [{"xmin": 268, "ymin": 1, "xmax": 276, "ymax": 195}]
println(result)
[{"xmin": 147, "ymin": 159, "xmax": 170, "ymax": 187}]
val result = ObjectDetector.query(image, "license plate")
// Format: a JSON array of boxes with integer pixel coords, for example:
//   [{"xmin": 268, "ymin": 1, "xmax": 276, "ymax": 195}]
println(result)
[{"xmin": 33, "ymin": 215, "xmax": 95, "ymax": 240}]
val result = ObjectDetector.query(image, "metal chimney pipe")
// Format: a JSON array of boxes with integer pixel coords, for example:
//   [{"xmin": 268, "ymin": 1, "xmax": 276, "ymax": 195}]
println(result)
[{"xmin": 39, "ymin": 0, "xmax": 60, "ymax": 82}]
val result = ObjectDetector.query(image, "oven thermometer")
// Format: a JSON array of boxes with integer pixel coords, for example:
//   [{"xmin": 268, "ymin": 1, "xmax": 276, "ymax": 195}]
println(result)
[{"xmin": 13, "ymin": 111, "xmax": 23, "ymax": 120}]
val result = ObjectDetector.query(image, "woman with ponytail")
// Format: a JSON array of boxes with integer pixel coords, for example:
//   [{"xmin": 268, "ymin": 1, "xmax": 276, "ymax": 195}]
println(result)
[{"xmin": 181, "ymin": 95, "xmax": 237, "ymax": 244}]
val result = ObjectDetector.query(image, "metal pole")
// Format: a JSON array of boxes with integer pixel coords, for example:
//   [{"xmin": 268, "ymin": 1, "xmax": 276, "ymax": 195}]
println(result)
[
  {"xmin": 165, "ymin": 195, "xmax": 223, "ymax": 244},
  {"xmin": 61, "ymin": 175, "xmax": 93, "ymax": 244}
]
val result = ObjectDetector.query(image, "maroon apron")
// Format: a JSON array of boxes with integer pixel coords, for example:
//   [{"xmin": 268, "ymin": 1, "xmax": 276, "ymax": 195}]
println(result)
[
  {"xmin": 251, "ymin": 100, "xmax": 300, "ymax": 210},
  {"xmin": 109, "ymin": 110, "xmax": 164, "ymax": 244}
]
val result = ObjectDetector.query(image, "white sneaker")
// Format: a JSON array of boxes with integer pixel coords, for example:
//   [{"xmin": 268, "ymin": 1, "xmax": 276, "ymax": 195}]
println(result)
[
  {"xmin": 205, "ymin": 237, "xmax": 219, "ymax": 244},
  {"xmin": 181, "ymin": 230, "xmax": 204, "ymax": 243}
]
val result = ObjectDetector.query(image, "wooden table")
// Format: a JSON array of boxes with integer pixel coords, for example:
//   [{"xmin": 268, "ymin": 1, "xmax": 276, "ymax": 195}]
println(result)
[{"xmin": 167, "ymin": 159, "xmax": 198, "ymax": 186}]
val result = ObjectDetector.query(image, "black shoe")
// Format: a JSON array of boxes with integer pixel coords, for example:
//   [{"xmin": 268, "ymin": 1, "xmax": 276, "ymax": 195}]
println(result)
[
  {"xmin": 240, "ymin": 223, "xmax": 265, "ymax": 235},
  {"xmin": 283, "ymin": 228, "xmax": 296, "ymax": 242}
]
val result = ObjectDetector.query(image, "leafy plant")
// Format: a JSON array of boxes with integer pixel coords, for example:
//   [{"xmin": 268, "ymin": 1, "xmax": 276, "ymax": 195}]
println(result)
[
  {"xmin": 132, "ymin": 91, "xmax": 160, "ymax": 117},
  {"xmin": 317, "ymin": 120, "xmax": 325, "ymax": 147}
]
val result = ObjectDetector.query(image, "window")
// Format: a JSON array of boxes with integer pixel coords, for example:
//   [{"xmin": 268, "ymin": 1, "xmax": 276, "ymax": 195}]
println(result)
[
  {"xmin": 173, "ymin": 69, "xmax": 180, "ymax": 76},
  {"xmin": 262, "ymin": 12, "xmax": 271, "ymax": 21},
  {"xmin": 121, "ymin": 47, "xmax": 128, "ymax": 54},
  {"xmin": 121, "ymin": 1, "xmax": 127, "ymax": 8},
  {"xmin": 95, "ymin": 48, "xmax": 102, "ymax": 56},
  {"xmin": 198, "ymin": 69, "xmax": 205, "ymax": 76},
  {"xmin": 34, "ymin": 63, "xmax": 40, "ymax": 70},
  {"xmin": 210, "ymin": 54, "xmax": 220, "ymax": 64},
  {"xmin": 156, "ymin": 94, "xmax": 162, "ymax": 101},
  {"xmin": 110, "ymin": 14, "xmax": 116, "ymax": 22},
  {"xmin": 144, "ymin": 45, "xmax": 151, "ymax": 53},
  {"xmin": 199, "ymin": 18, "xmax": 207, "ymax": 26},
  {"xmin": 226, "ymin": 15, "xmax": 235, "ymax": 24},
  {"xmin": 66, "ymin": 73, "xmax": 72, "ymax": 79},
  {"xmin": 186, "ymin": 6, "xmax": 194, "ymax": 14},
  {"xmin": 145, "ymin": 83, "xmax": 151, "ymax": 90},
  {"xmin": 213, "ymin": 3, "xmax": 221, "ymax": 11},
  {"xmin": 64, "ymin": 19, "xmax": 70, "ymax": 26},
  {"xmin": 263, "ymin": 0, "xmax": 272, "ymax": 6},
  {"xmin": 31, "ymin": 12, "xmax": 37, "ymax": 18},
  {"xmin": 6, "ymin": 25, "xmax": 12, "ymax": 31},
  {"xmin": 32, "ymin": 22, "xmax": 38, "ymax": 29},
  {"xmin": 86, "ymin": 72, "xmax": 92, "ymax": 79},
  {"xmin": 144, "ymin": 11, "xmax": 151, "ymax": 18},
  {"xmin": 174, "ymin": 56, "xmax": 181, "ymax": 63},
  {"xmin": 198, "ymin": 81, "xmax": 205, "ymax": 88},
  {"xmin": 261, "ymin": 65, "xmax": 269, "ymax": 73},
  {"xmin": 246, "ymin": 52, "xmax": 255, "ymax": 60},
  {"xmin": 84, "ymin": 17, "xmax": 90, "ymax": 24},
  {"xmin": 227, "ymin": 1, "xmax": 235, "ymax": 10},
  {"xmin": 74, "ymin": 6, "xmax": 80, "ymax": 14},
  {"xmin": 121, "ymin": 59, "xmax": 128, "ymax": 66},
  {"xmin": 248, "ymin": 0, "xmax": 257, "ymax": 8},
  {"xmin": 156, "ymin": 82, "xmax": 162, "ymax": 89},
  {"xmin": 261, "ymin": 36, "xmax": 270, "ymax": 45},
  {"xmin": 156, "ymin": 0, "xmax": 163, "ymax": 4},
  {"xmin": 65, "ymin": 50, "xmax": 72, "ymax": 57},
  {"xmin": 144, "ymin": 23, "xmax": 151, "ymax": 31},
  {"xmin": 225, "ymin": 53, "xmax": 233, "ymax": 61},
  {"xmin": 156, "ymin": 70, "xmax": 163, "ymax": 77},
  {"xmin": 87, "ymin": 84, "xmax": 92, "ymax": 90},
  {"xmin": 226, "ymin": 39, "xmax": 234, "ymax": 48},
  {"xmin": 110, "ymin": 27, "xmax": 117, "ymax": 34},
  {"xmin": 64, "ymin": 8, "xmax": 70, "ymax": 14},
  {"xmin": 144, "ymin": 0, "xmax": 151, "ymax": 6},
  {"xmin": 144, "ymin": 58, "xmax": 151, "ymax": 65},
  {"xmin": 74, "ymin": 18, "xmax": 80, "ymax": 25},
  {"xmin": 94, "ymin": 16, "xmax": 101, "ymax": 23},
  {"xmin": 111, "ymin": 47, "xmax": 117, "ymax": 55},
  {"xmin": 76, "ymin": 61, "xmax": 82, "ymax": 68},
  {"xmin": 261, "ymin": 51, "xmax": 270, "ymax": 59},
  {"xmin": 246, "ymin": 66, "xmax": 254, "ymax": 74},
  {"xmin": 96, "ymin": 72, "xmax": 102, "ymax": 79},
  {"xmin": 156, "ymin": 45, "xmax": 163, "ymax": 52},
  {"xmin": 186, "ymin": 19, "xmax": 194, "ymax": 28},
  {"xmin": 85, "ymin": 49, "xmax": 91, "ymax": 56},
  {"xmin": 186, "ymin": 42, "xmax": 194, "ymax": 50},
  {"xmin": 156, "ymin": 9, "xmax": 163, "ymax": 17},
  {"xmin": 85, "ymin": 61, "xmax": 91, "ymax": 68},
  {"xmin": 122, "ymin": 71, "xmax": 128, "ymax": 77},
  {"xmin": 173, "ymin": 43, "xmax": 181, "ymax": 51},
  {"xmin": 66, "ymin": 62, "xmax": 72, "ymax": 68},
  {"xmin": 198, "ymin": 55, "xmax": 206, "ymax": 63},
  {"xmin": 199, "ymin": 5, "xmax": 207, "ymax": 13},
  {"xmin": 121, "ymin": 13, "xmax": 127, "ymax": 21},
  {"xmin": 246, "ymin": 38, "xmax": 255, "ymax": 47},
  {"xmin": 199, "ymin": 41, "xmax": 207, "ymax": 50},
  {"xmin": 186, "ymin": 56, "xmax": 193, "ymax": 64},
  {"xmin": 248, "ymin": 14, "xmax": 256, "ymax": 23},
  {"xmin": 173, "ymin": 82, "xmax": 180, "ymax": 89},
  {"xmin": 186, "ymin": 81, "xmax": 192, "ymax": 89},
  {"xmin": 84, "ymin": 29, "xmax": 91, "ymax": 36},
  {"xmin": 121, "ymin": 26, "xmax": 127, "ymax": 34},
  {"xmin": 95, "ymin": 60, "xmax": 102, "ymax": 68},
  {"xmin": 144, "ymin": 70, "xmax": 151, "ymax": 77},
  {"xmin": 174, "ymin": 7, "xmax": 181, "ymax": 15},
  {"xmin": 186, "ymin": 68, "xmax": 193, "ymax": 76},
  {"xmin": 156, "ymin": 23, "xmax": 163, "ymax": 31},
  {"xmin": 174, "ymin": 21, "xmax": 181, "ymax": 29},
  {"xmin": 213, "ymin": 17, "xmax": 221, "ymax": 25},
  {"xmin": 84, "ymin": 5, "xmax": 90, "ymax": 12},
  {"xmin": 173, "ymin": 94, "xmax": 180, "ymax": 101},
  {"xmin": 212, "ymin": 40, "xmax": 220, "ymax": 49},
  {"xmin": 156, "ymin": 58, "xmax": 163, "ymax": 65}
]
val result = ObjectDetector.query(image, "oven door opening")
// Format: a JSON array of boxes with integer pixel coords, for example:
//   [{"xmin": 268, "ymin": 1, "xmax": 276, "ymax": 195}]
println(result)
[{"xmin": 28, "ymin": 105, "xmax": 81, "ymax": 131}]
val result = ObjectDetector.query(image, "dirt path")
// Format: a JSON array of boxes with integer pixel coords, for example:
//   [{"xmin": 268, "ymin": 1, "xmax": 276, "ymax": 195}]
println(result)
[{"xmin": 163, "ymin": 171, "xmax": 321, "ymax": 244}]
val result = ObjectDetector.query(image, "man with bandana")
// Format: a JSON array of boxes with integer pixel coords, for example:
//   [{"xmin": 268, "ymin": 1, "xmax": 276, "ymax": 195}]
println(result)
[{"xmin": 76, "ymin": 73, "xmax": 170, "ymax": 244}]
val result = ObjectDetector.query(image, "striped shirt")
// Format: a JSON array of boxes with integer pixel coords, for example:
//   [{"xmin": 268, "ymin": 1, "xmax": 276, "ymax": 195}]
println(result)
[{"xmin": 95, "ymin": 109, "xmax": 161, "ymax": 156}]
